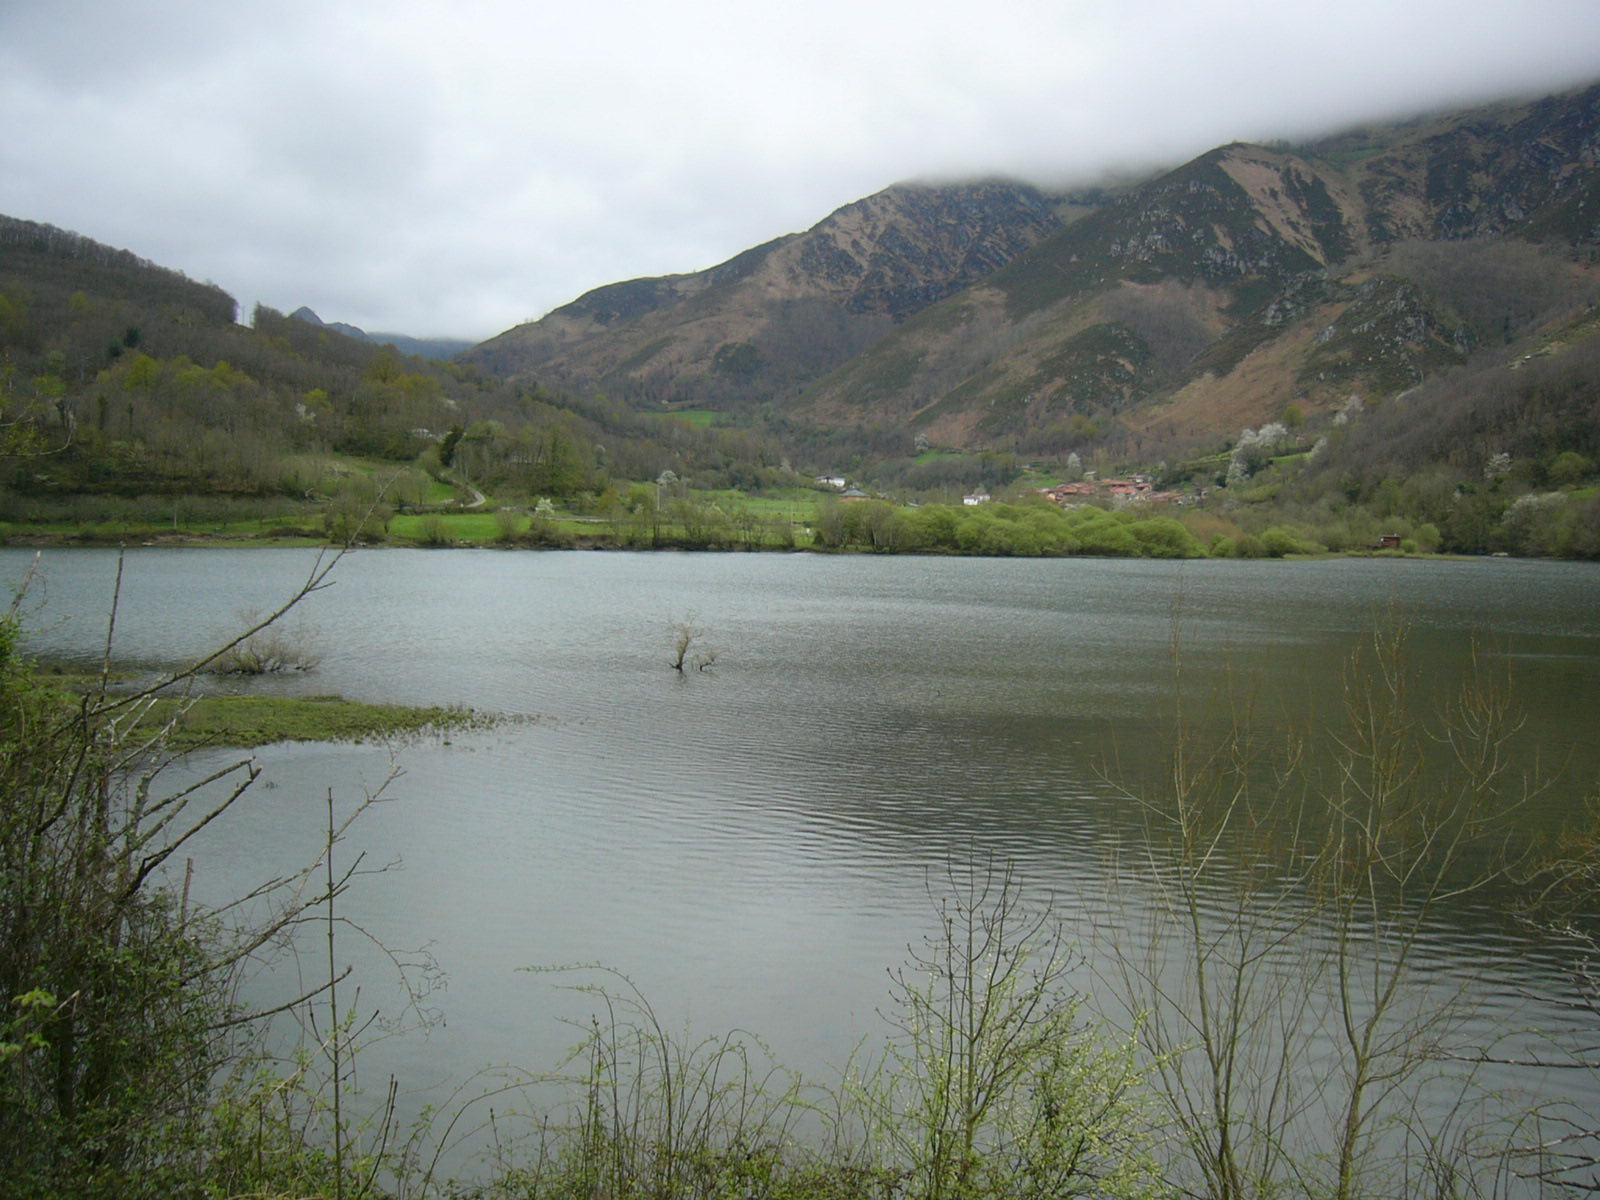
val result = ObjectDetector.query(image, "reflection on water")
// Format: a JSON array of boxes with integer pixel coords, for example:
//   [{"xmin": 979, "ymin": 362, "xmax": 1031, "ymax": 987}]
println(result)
[{"xmin": 6, "ymin": 548, "xmax": 1600, "ymax": 1164}]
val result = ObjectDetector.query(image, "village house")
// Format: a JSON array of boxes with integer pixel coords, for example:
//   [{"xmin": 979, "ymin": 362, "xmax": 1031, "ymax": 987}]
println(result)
[
  {"xmin": 1102, "ymin": 478, "xmax": 1153, "ymax": 498},
  {"xmin": 1042, "ymin": 482, "xmax": 1097, "ymax": 501},
  {"xmin": 1040, "ymin": 478, "xmax": 1185, "ymax": 507}
]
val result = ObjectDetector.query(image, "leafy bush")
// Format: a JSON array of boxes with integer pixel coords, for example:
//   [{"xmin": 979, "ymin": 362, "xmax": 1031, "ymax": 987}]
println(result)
[
  {"xmin": 0, "ymin": 616, "xmax": 229, "ymax": 1196},
  {"xmin": 1074, "ymin": 517, "xmax": 1140, "ymax": 557},
  {"xmin": 0, "ymin": 556, "xmax": 397, "ymax": 1198},
  {"xmin": 1232, "ymin": 532, "xmax": 1267, "ymax": 558},
  {"xmin": 417, "ymin": 512, "xmax": 455, "ymax": 547},
  {"xmin": 1129, "ymin": 516, "xmax": 1205, "ymax": 558},
  {"xmin": 853, "ymin": 861, "xmax": 1160, "ymax": 1200},
  {"xmin": 1258, "ymin": 525, "xmax": 1317, "ymax": 557},
  {"xmin": 324, "ymin": 478, "xmax": 392, "ymax": 543},
  {"xmin": 494, "ymin": 508, "xmax": 523, "ymax": 542},
  {"xmin": 1548, "ymin": 450, "xmax": 1595, "ymax": 487}
]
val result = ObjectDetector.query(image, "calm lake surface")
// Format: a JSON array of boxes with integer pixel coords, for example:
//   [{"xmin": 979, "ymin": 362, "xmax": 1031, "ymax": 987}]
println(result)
[{"xmin": 7, "ymin": 548, "xmax": 1600, "ymax": 1155}]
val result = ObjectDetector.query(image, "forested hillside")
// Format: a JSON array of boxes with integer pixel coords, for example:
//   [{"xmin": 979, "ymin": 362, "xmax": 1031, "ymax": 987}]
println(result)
[{"xmin": 0, "ymin": 215, "xmax": 809, "ymax": 536}]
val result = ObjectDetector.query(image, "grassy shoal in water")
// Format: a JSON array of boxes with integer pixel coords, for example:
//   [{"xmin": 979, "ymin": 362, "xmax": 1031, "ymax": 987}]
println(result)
[{"xmin": 150, "ymin": 694, "xmax": 498, "ymax": 750}]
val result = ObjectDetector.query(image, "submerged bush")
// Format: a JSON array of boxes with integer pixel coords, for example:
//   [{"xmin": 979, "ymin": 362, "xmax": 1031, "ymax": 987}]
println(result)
[{"xmin": 208, "ymin": 612, "xmax": 325, "ymax": 673}]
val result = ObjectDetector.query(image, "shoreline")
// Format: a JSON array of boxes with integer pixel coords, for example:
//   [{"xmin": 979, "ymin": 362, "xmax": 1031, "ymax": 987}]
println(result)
[{"xmin": 0, "ymin": 529, "xmax": 1492, "ymax": 562}]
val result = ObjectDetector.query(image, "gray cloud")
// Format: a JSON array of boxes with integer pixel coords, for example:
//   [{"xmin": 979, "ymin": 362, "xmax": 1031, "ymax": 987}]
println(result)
[{"xmin": 2, "ymin": 0, "xmax": 1597, "ymax": 340}]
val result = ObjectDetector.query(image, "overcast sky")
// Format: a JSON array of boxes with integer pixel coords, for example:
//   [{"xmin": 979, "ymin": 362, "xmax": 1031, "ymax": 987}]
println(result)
[{"xmin": 2, "ymin": 1, "xmax": 1597, "ymax": 341}]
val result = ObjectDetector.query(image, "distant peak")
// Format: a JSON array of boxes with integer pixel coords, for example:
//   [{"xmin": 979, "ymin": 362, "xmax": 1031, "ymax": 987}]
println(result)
[{"xmin": 289, "ymin": 306, "xmax": 324, "ymax": 325}]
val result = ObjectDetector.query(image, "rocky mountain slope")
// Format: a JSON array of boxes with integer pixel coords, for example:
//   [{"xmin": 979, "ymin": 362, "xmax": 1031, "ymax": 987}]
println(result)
[
  {"xmin": 459, "ymin": 180, "xmax": 1070, "ymax": 409},
  {"xmin": 468, "ymin": 82, "xmax": 1600, "ymax": 459},
  {"xmin": 792, "ymin": 83, "xmax": 1600, "ymax": 453}
]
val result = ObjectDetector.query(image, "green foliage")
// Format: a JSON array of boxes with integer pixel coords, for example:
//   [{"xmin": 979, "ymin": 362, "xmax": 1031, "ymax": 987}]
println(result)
[
  {"xmin": 417, "ymin": 511, "xmax": 456, "ymax": 547},
  {"xmin": 149, "ymin": 694, "xmax": 495, "ymax": 750},
  {"xmin": 853, "ymin": 861, "xmax": 1159, "ymax": 1200},
  {"xmin": 0, "ymin": 221, "xmax": 808, "ymax": 533},
  {"xmin": 1231, "ymin": 532, "xmax": 1267, "ymax": 558},
  {"xmin": 1549, "ymin": 449, "xmax": 1595, "ymax": 487},
  {"xmin": 812, "ymin": 498, "xmax": 1208, "ymax": 559},
  {"xmin": 0, "ymin": 556, "xmax": 427, "ymax": 1198},
  {"xmin": 506, "ymin": 866, "xmax": 1161, "ymax": 1200},
  {"xmin": 0, "ymin": 613, "xmax": 226, "ymax": 1195},
  {"xmin": 503, "ymin": 970, "xmax": 834, "ymax": 1200},
  {"xmin": 1273, "ymin": 336, "xmax": 1600, "ymax": 559},
  {"xmin": 1257, "ymin": 524, "xmax": 1319, "ymax": 557},
  {"xmin": 1128, "ymin": 517, "xmax": 1205, "ymax": 558},
  {"xmin": 323, "ymin": 475, "xmax": 393, "ymax": 543},
  {"xmin": 494, "ymin": 507, "xmax": 524, "ymax": 542},
  {"xmin": 0, "ymin": 987, "xmax": 57, "ymax": 1063}
]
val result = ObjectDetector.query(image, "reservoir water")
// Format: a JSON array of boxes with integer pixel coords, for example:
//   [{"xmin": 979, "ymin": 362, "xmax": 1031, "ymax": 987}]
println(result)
[{"xmin": 6, "ymin": 547, "xmax": 1599, "ymax": 1176}]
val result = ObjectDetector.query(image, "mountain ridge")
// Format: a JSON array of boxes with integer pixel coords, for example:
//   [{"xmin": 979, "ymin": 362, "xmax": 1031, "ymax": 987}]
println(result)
[
  {"xmin": 460, "ymin": 179, "xmax": 1071, "ymax": 408},
  {"xmin": 463, "ymin": 80, "xmax": 1600, "ymax": 464},
  {"xmin": 800, "ymin": 83, "xmax": 1600, "ymax": 454},
  {"xmin": 288, "ymin": 305, "xmax": 474, "ymax": 361}
]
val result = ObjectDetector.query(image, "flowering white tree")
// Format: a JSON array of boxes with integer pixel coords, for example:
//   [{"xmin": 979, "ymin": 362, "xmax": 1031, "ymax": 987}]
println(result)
[
  {"xmin": 1226, "ymin": 422, "xmax": 1291, "ymax": 486},
  {"xmin": 1332, "ymin": 395, "xmax": 1365, "ymax": 426}
]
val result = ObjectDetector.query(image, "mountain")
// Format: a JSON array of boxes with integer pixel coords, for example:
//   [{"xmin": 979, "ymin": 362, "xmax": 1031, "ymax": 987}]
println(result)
[
  {"xmin": 467, "ymin": 83, "xmax": 1600, "ymax": 465},
  {"xmin": 459, "ymin": 179, "xmax": 1072, "ymax": 409},
  {"xmin": 289, "ymin": 306, "xmax": 474, "ymax": 361},
  {"xmin": 791, "ymin": 84, "xmax": 1600, "ymax": 455}
]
